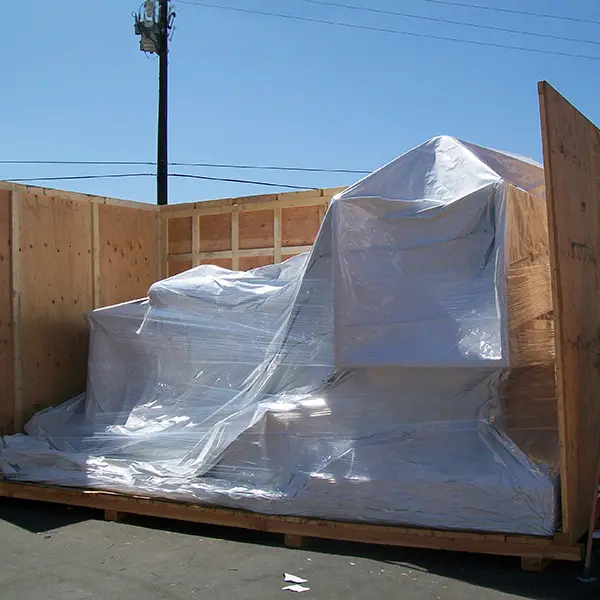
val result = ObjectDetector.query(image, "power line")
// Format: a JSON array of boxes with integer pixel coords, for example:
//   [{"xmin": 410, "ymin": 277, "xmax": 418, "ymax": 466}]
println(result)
[
  {"xmin": 171, "ymin": 173, "xmax": 316, "ymax": 189},
  {"xmin": 415, "ymin": 0, "xmax": 600, "ymax": 26},
  {"xmin": 4, "ymin": 172, "xmax": 316, "ymax": 190},
  {"xmin": 0, "ymin": 159, "xmax": 370, "ymax": 174},
  {"xmin": 5, "ymin": 173, "xmax": 154, "ymax": 183},
  {"xmin": 295, "ymin": 0, "xmax": 600, "ymax": 46},
  {"xmin": 178, "ymin": 1, "xmax": 600, "ymax": 61}
]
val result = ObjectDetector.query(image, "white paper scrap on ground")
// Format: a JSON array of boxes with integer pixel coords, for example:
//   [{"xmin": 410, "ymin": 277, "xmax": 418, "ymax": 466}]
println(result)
[
  {"xmin": 282, "ymin": 584, "xmax": 311, "ymax": 593},
  {"xmin": 284, "ymin": 574, "xmax": 308, "ymax": 584}
]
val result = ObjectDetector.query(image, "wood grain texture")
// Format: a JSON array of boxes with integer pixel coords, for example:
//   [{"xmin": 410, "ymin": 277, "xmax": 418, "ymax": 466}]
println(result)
[
  {"xmin": 199, "ymin": 214, "xmax": 232, "ymax": 252},
  {"xmin": 168, "ymin": 258, "xmax": 193, "ymax": 277},
  {"xmin": 0, "ymin": 190, "xmax": 14, "ymax": 433},
  {"xmin": 98, "ymin": 205, "xmax": 159, "ymax": 306},
  {"xmin": 239, "ymin": 255, "xmax": 274, "ymax": 271},
  {"xmin": 198, "ymin": 258, "xmax": 232, "ymax": 269},
  {"xmin": 167, "ymin": 217, "xmax": 192, "ymax": 255},
  {"xmin": 282, "ymin": 206, "xmax": 321, "ymax": 247},
  {"xmin": 0, "ymin": 481, "xmax": 583, "ymax": 562},
  {"xmin": 538, "ymin": 80, "xmax": 600, "ymax": 543},
  {"xmin": 239, "ymin": 209, "xmax": 274, "ymax": 250},
  {"xmin": 18, "ymin": 192, "xmax": 93, "ymax": 425}
]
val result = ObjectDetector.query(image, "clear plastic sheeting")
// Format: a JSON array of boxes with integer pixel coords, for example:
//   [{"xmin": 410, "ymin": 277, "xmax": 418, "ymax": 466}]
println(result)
[{"xmin": 0, "ymin": 136, "xmax": 559, "ymax": 536}]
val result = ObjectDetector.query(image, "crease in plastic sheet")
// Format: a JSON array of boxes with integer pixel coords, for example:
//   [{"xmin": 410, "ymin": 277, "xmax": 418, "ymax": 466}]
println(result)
[{"xmin": 0, "ymin": 136, "xmax": 559, "ymax": 536}]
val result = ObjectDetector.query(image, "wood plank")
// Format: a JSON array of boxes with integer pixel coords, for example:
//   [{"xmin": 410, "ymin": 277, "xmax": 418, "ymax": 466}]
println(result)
[
  {"xmin": 199, "ymin": 213, "xmax": 232, "ymax": 252},
  {"xmin": 538, "ymin": 80, "xmax": 600, "ymax": 543},
  {"xmin": 92, "ymin": 203, "xmax": 101, "ymax": 308},
  {"xmin": 0, "ymin": 482, "xmax": 583, "ymax": 562},
  {"xmin": 98, "ymin": 204, "xmax": 159, "ymax": 306},
  {"xmin": 0, "ymin": 182, "xmax": 158, "ymax": 212},
  {"xmin": 239, "ymin": 256, "xmax": 274, "ymax": 271},
  {"xmin": 239, "ymin": 209, "xmax": 274, "ymax": 250},
  {"xmin": 274, "ymin": 207, "xmax": 282, "ymax": 263},
  {"xmin": 282, "ymin": 206, "xmax": 321, "ymax": 247},
  {"xmin": 168, "ymin": 258, "xmax": 193, "ymax": 277},
  {"xmin": 0, "ymin": 190, "xmax": 14, "ymax": 433},
  {"xmin": 198, "ymin": 258, "xmax": 232, "ymax": 269},
  {"xmin": 18, "ymin": 193, "xmax": 94, "ymax": 426},
  {"xmin": 231, "ymin": 213, "xmax": 240, "ymax": 270},
  {"xmin": 167, "ymin": 216, "xmax": 192, "ymax": 255}
]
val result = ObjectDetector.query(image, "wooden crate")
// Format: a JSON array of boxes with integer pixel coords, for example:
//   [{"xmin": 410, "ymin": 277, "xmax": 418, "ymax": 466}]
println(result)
[
  {"xmin": 1, "ymin": 82, "xmax": 599, "ymax": 571},
  {"xmin": 0, "ymin": 184, "xmax": 161, "ymax": 433},
  {"xmin": 160, "ymin": 187, "xmax": 344, "ymax": 276}
]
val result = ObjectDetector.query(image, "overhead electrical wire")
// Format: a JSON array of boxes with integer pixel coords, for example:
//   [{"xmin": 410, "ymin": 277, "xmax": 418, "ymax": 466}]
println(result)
[
  {"xmin": 0, "ymin": 159, "xmax": 370, "ymax": 174},
  {"xmin": 294, "ymin": 0, "xmax": 600, "ymax": 47},
  {"xmin": 4, "ymin": 172, "xmax": 316, "ymax": 190},
  {"xmin": 178, "ymin": 1, "xmax": 600, "ymax": 61},
  {"xmin": 414, "ymin": 0, "xmax": 600, "ymax": 26}
]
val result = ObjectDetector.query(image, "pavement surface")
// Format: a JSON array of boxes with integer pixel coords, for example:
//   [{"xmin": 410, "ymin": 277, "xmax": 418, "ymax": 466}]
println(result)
[{"xmin": 1, "ymin": 497, "xmax": 599, "ymax": 600}]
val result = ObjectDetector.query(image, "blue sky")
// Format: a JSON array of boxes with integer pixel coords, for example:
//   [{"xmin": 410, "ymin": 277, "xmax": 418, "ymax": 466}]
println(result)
[{"xmin": 1, "ymin": 0, "xmax": 599, "ymax": 204}]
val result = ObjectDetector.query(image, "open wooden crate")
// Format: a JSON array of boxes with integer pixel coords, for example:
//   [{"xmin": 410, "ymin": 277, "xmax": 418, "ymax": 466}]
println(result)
[{"xmin": 0, "ymin": 82, "xmax": 598, "ymax": 570}]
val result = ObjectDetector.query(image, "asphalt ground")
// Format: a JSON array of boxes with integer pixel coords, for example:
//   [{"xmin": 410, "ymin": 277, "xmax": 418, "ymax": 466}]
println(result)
[{"xmin": 1, "ymin": 497, "xmax": 598, "ymax": 600}]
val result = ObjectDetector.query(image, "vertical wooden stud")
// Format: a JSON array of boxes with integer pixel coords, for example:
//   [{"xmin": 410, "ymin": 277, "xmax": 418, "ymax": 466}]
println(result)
[
  {"xmin": 274, "ymin": 206, "xmax": 282, "ymax": 264},
  {"xmin": 192, "ymin": 212, "xmax": 200, "ymax": 267},
  {"xmin": 156, "ymin": 209, "xmax": 164, "ymax": 280},
  {"xmin": 231, "ymin": 210, "xmax": 240, "ymax": 270},
  {"xmin": 91, "ymin": 202, "xmax": 101, "ymax": 308},
  {"xmin": 318, "ymin": 204, "xmax": 326, "ymax": 224},
  {"xmin": 162, "ymin": 214, "xmax": 169, "ymax": 278},
  {"xmin": 10, "ymin": 190, "xmax": 23, "ymax": 432}
]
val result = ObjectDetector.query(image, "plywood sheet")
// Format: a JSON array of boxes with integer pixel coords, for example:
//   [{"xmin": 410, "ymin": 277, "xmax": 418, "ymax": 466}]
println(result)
[
  {"xmin": 168, "ymin": 216, "xmax": 192, "ymax": 255},
  {"xmin": 199, "ymin": 213, "xmax": 232, "ymax": 251},
  {"xmin": 99, "ymin": 205, "xmax": 159, "ymax": 306},
  {"xmin": 198, "ymin": 258, "xmax": 232, "ymax": 269},
  {"xmin": 18, "ymin": 193, "xmax": 94, "ymax": 426},
  {"xmin": 168, "ymin": 259, "xmax": 193, "ymax": 277},
  {"xmin": 239, "ymin": 255, "xmax": 274, "ymax": 271},
  {"xmin": 239, "ymin": 209, "xmax": 274, "ymax": 249},
  {"xmin": 538, "ymin": 81, "xmax": 600, "ymax": 542},
  {"xmin": 282, "ymin": 206, "xmax": 321, "ymax": 247},
  {"xmin": 0, "ymin": 190, "xmax": 13, "ymax": 433}
]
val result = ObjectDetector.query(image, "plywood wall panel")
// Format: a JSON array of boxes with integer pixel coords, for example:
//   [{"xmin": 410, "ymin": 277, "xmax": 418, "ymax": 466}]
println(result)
[
  {"xmin": 282, "ymin": 206, "xmax": 321, "ymax": 247},
  {"xmin": 239, "ymin": 256, "xmax": 274, "ymax": 271},
  {"xmin": 239, "ymin": 209, "xmax": 274, "ymax": 249},
  {"xmin": 18, "ymin": 192, "xmax": 94, "ymax": 427},
  {"xmin": 539, "ymin": 81, "xmax": 600, "ymax": 542},
  {"xmin": 168, "ymin": 217, "xmax": 192, "ymax": 255},
  {"xmin": 199, "ymin": 213, "xmax": 232, "ymax": 252},
  {"xmin": 168, "ymin": 258, "xmax": 193, "ymax": 277},
  {"xmin": 98, "ymin": 204, "xmax": 159, "ymax": 306},
  {"xmin": 0, "ymin": 191, "xmax": 14, "ymax": 433},
  {"xmin": 198, "ymin": 258, "xmax": 232, "ymax": 269}
]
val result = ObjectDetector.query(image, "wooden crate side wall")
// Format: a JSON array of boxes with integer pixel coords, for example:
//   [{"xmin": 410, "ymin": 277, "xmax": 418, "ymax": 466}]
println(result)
[
  {"xmin": 0, "ymin": 184, "xmax": 161, "ymax": 432},
  {"xmin": 538, "ymin": 81, "xmax": 600, "ymax": 543},
  {"xmin": 0, "ymin": 191, "xmax": 13, "ymax": 433},
  {"xmin": 16, "ymin": 192, "xmax": 94, "ymax": 429},
  {"xmin": 161, "ymin": 188, "xmax": 342, "ymax": 273},
  {"xmin": 98, "ymin": 204, "xmax": 161, "ymax": 306}
]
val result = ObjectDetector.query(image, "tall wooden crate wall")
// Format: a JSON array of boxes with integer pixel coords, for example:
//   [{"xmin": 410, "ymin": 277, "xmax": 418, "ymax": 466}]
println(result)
[
  {"xmin": 161, "ymin": 188, "xmax": 345, "ymax": 277},
  {"xmin": 0, "ymin": 185, "xmax": 161, "ymax": 434}
]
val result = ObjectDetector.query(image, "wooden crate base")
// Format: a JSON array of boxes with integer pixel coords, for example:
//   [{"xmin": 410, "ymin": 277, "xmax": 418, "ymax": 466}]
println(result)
[{"xmin": 0, "ymin": 481, "xmax": 582, "ymax": 572}]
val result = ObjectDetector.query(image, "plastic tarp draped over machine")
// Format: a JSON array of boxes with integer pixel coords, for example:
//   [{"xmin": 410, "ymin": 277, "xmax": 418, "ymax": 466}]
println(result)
[{"xmin": 0, "ymin": 136, "xmax": 559, "ymax": 535}]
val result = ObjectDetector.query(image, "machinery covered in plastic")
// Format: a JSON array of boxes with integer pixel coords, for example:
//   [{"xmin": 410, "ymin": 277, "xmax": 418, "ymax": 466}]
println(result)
[{"xmin": 0, "ymin": 136, "xmax": 559, "ymax": 535}]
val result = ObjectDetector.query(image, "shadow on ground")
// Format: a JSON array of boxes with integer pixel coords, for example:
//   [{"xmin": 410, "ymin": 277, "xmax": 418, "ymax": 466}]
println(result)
[{"xmin": 1, "ymin": 496, "xmax": 598, "ymax": 600}]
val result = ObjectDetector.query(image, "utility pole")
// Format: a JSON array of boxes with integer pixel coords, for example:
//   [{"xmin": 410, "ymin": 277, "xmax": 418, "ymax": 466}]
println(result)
[{"xmin": 133, "ymin": 1, "xmax": 176, "ymax": 206}]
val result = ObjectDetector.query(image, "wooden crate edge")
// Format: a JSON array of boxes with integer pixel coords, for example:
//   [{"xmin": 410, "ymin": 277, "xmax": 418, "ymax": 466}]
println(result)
[{"xmin": 0, "ymin": 481, "xmax": 582, "ymax": 562}]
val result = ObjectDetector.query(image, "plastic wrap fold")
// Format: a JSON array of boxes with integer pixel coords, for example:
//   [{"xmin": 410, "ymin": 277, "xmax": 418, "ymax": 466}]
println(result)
[{"xmin": 1, "ymin": 136, "xmax": 559, "ymax": 535}]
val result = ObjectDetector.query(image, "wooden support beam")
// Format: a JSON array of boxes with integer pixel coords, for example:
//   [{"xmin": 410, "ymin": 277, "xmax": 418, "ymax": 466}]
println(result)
[
  {"xmin": 10, "ymin": 190, "xmax": 23, "ymax": 432},
  {"xmin": 274, "ymin": 207, "xmax": 282, "ymax": 263},
  {"xmin": 231, "ymin": 211, "xmax": 240, "ymax": 270}
]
